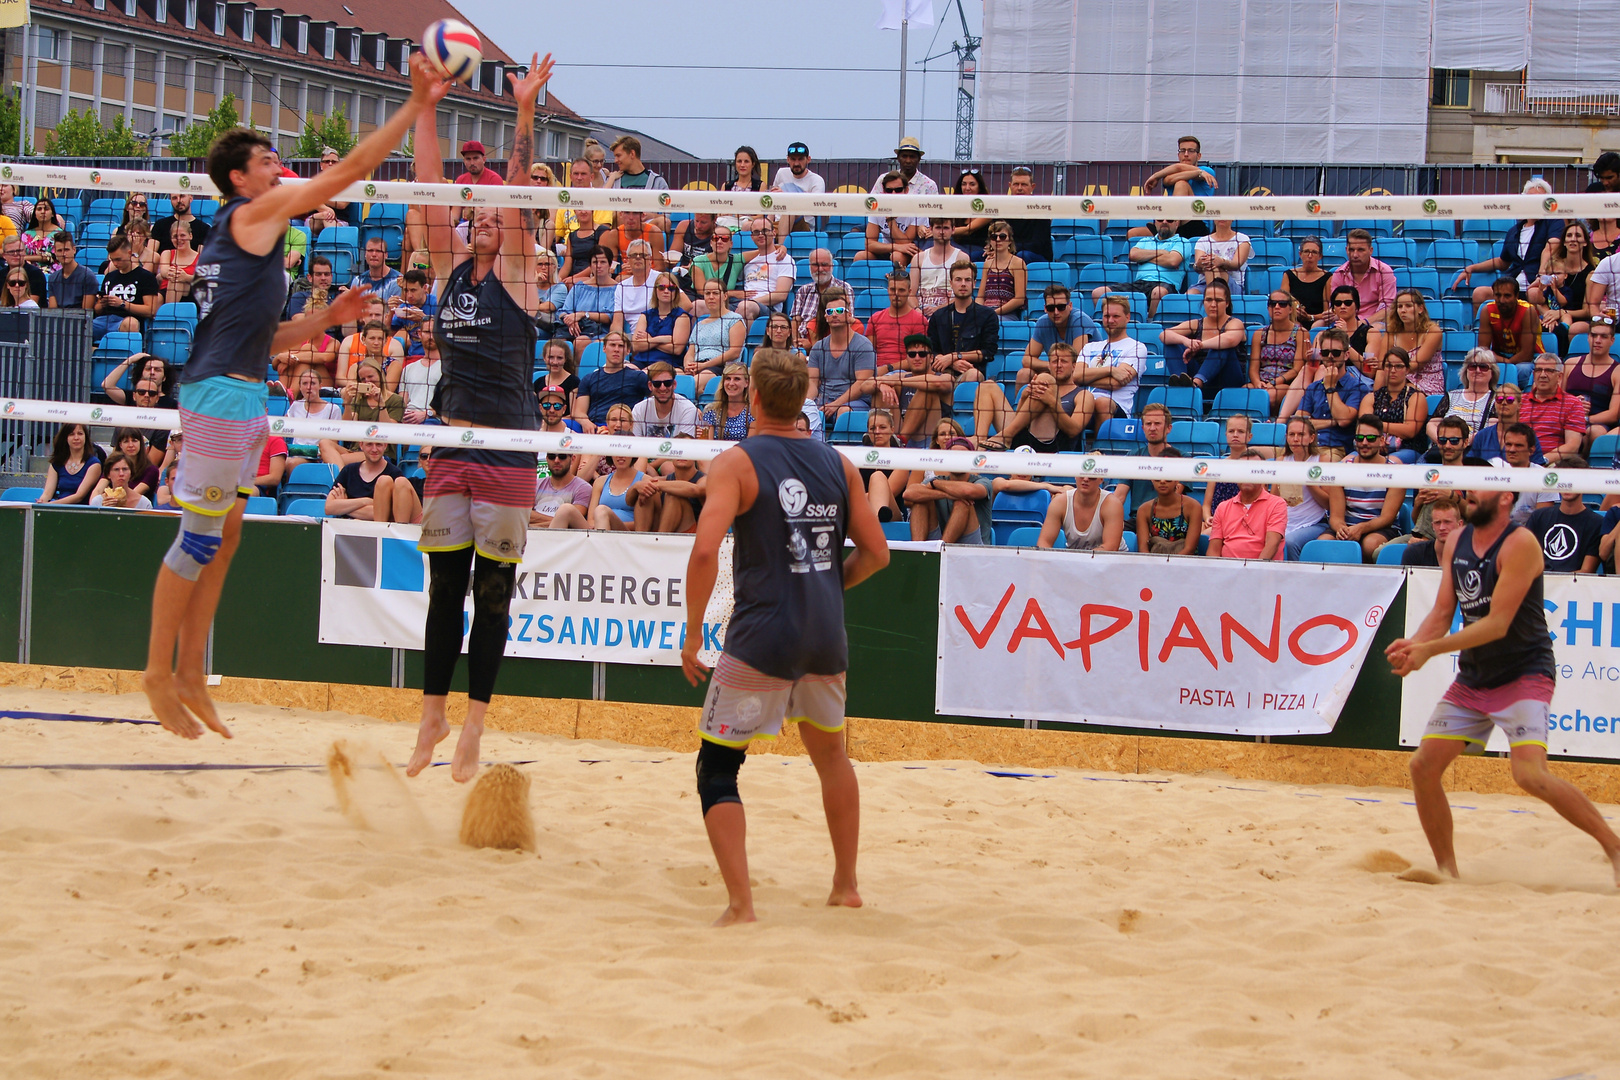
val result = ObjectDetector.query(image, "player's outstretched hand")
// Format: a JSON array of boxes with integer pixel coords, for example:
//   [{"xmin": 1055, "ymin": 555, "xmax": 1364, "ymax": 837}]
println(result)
[
  {"xmin": 326, "ymin": 284, "xmax": 374, "ymax": 327},
  {"xmin": 1385, "ymin": 637, "xmax": 1428, "ymax": 678},
  {"xmin": 508, "ymin": 52, "xmax": 555, "ymax": 104},
  {"xmin": 681, "ymin": 639, "xmax": 710, "ymax": 687},
  {"xmin": 409, "ymin": 53, "xmax": 455, "ymax": 105}
]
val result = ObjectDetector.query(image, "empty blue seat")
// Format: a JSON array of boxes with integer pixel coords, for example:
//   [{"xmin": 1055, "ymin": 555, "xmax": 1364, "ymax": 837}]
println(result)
[
  {"xmin": 1208, "ymin": 387, "xmax": 1269, "ymax": 420},
  {"xmin": 1280, "ymin": 219, "xmax": 1333, "ymax": 240},
  {"xmin": 1590, "ymin": 431, "xmax": 1618, "ymax": 464},
  {"xmin": 1373, "ymin": 238, "xmax": 1416, "ymax": 268},
  {"xmin": 990, "ymin": 489, "xmax": 1052, "ymax": 546},
  {"xmin": 1093, "ymin": 417, "xmax": 1143, "ymax": 454},
  {"xmin": 1062, "ymin": 235, "xmax": 1114, "ymax": 266},
  {"xmin": 1341, "ymin": 219, "xmax": 1396, "ymax": 238},
  {"xmin": 1299, "ymin": 538, "xmax": 1362, "ymax": 564},
  {"xmin": 1146, "ymin": 386, "xmax": 1203, "ymax": 421},
  {"xmin": 1, "ymin": 486, "xmax": 43, "ymax": 502},
  {"xmin": 1462, "ymin": 219, "xmax": 1510, "ymax": 244},
  {"xmin": 1395, "ymin": 267, "xmax": 1442, "ymax": 299},
  {"xmin": 1003, "ymin": 525, "xmax": 1044, "ymax": 548},
  {"xmin": 282, "ymin": 497, "xmax": 327, "ymax": 518},
  {"xmin": 1427, "ymin": 239, "xmax": 1478, "ymax": 273},
  {"xmin": 244, "ymin": 496, "xmax": 277, "ymax": 516},
  {"xmin": 1118, "ymin": 530, "xmax": 1137, "ymax": 552},
  {"xmin": 1375, "ymin": 541, "xmax": 1409, "ymax": 565},
  {"xmin": 1154, "ymin": 294, "xmax": 1201, "ymax": 326},
  {"xmin": 1078, "ymin": 263, "xmax": 1130, "ymax": 291},
  {"xmin": 828, "ymin": 410, "xmax": 868, "ymax": 445},
  {"xmin": 1442, "ymin": 330, "xmax": 1477, "ymax": 360},
  {"xmin": 1401, "ymin": 219, "xmax": 1455, "ymax": 242},
  {"xmin": 1251, "ymin": 422, "xmax": 1286, "ymax": 448},
  {"xmin": 1168, "ymin": 420, "xmax": 1221, "ymax": 456},
  {"xmin": 1436, "ymin": 298, "xmax": 1472, "ymax": 331},
  {"xmin": 881, "ymin": 520, "xmax": 912, "ymax": 543}
]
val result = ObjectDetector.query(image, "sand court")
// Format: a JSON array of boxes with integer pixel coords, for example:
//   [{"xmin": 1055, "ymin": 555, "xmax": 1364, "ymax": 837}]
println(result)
[{"xmin": 1, "ymin": 685, "xmax": 1618, "ymax": 1078}]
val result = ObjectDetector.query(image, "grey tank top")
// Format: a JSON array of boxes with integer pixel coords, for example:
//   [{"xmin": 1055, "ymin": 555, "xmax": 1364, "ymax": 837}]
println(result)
[
  {"xmin": 1451, "ymin": 524, "xmax": 1557, "ymax": 689},
  {"xmin": 724, "ymin": 435, "xmax": 849, "ymax": 680},
  {"xmin": 434, "ymin": 258, "xmax": 539, "ymax": 429},
  {"xmin": 182, "ymin": 198, "xmax": 286, "ymax": 384}
]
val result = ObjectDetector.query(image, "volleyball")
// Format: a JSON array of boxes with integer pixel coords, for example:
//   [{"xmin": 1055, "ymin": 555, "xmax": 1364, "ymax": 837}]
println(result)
[{"xmin": 422, "ymin": 19, "xmax": 483, "ymax": 84}]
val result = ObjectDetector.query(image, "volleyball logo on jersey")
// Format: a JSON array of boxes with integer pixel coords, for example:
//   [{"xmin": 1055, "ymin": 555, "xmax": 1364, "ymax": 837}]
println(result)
[
  {"xmin": 1456, "ymin": 567, "xmax": 1484, "ymax": 604},
  {"xmin": 778, "ymin": 478, "xmax": 836, "ymax": 574}
]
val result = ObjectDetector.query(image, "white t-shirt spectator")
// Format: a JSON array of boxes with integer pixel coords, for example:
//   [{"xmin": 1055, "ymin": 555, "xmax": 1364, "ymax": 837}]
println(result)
[
  {"xmin": 1078, "ymin": 336, "xmax": 1148, "ymax": 415},
  {"xmin": 613, "ymin": 276, "xmax": 660, "ymax": 324},
  {"xmin": 771, "ymin": 167, "xmax": 826, "ymax": 195},
  {"xmin": 1194, "ymin": 231, "xmax": 1250, "ymax": 294},
  {"xmin": 743, "ymin": 251, "xmax": 795, "ymax": 304},
  {"xmin": 397, "ymin": 358, "xmax": 441, "ymax": 414},
  {"xmin": 1590, "ymin": 253, "xmax": 1620, "ymax": 312},
  {"xmin": 288, "ymin": 398, "xmax": 343, "ymax": 421},
  {"xmin": 631, "ymin": 395, "xmax": 702, "ymax": 437}
]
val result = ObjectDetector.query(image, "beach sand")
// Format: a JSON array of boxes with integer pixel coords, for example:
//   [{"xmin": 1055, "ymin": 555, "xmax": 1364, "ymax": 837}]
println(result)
[{"xmin": 2, "ymin": 686, "xmax": 1617, "ymax": 1079}]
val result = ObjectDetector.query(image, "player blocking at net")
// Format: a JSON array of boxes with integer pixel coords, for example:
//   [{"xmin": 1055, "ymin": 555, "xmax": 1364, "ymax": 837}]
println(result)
[
  {"xmin": 143, "ymin": 55, "xmax": 454, "ymax": 740},
  {"xmin": 680, "ymin": 348, "xmax": 891, "ymax": 926},
  {"xmin": 404, "ymin": 53, "xmax": 555, "ymax": 783},
  {"xmin": 1388, "ymin": 488, "xmax": 1620, "ymax": 886}
]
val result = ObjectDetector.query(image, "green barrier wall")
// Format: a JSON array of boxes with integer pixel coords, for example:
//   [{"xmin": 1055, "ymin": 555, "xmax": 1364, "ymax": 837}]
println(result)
[{"xmin": 3, "ymin": 505, "xmax": 1412, "ymax": 752}]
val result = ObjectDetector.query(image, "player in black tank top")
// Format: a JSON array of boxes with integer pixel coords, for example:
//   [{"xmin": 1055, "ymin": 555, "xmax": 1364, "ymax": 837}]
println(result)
[
  {"xmin": 680, "ymin": 349, "xmax": 891, "ymax": 926},
  {"xmin": 1390, "ymin": 488, "xmax": 1620, "ymax": 884},
  {"xmin": 142, "ymin": 57, "xmax": 451, "ymax": 743},
  {"xmin": 404, "ymin": 53, "xmax": 556, "ymax": 784}
]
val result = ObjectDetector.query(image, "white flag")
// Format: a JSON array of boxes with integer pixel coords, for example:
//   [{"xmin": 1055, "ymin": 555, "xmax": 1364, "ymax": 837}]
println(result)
[{"xmin": 877, "ymin": 0, "xmax": 934, "ymax": 30}]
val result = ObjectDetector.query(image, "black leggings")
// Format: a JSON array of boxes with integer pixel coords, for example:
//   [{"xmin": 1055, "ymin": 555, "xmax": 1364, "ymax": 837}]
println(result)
[{"xmin": 423, "ymin": 548, "xmax": 515, "ymax": 703}]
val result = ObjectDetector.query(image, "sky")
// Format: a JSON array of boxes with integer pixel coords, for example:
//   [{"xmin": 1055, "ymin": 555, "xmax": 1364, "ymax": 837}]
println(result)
[{"xmin": 455, "ymin": 0, "xmax": 983, "ymax": 161}]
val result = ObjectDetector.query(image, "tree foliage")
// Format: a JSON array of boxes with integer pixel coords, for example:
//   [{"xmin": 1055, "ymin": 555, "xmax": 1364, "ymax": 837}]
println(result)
[
  {"xmin": 167, "ymin": 94, "xmax": 242, "ymax": 160},
  {"xmin": 42, "ymin": 108, "xmax": 148, "ymax": 157},
  {"xmin": 0, "ymin": 92, "xmax": 31, "ymax": 156},
  {"xmin": 291, "ymin": 106, "xmax": 356, "ymax": 160}
]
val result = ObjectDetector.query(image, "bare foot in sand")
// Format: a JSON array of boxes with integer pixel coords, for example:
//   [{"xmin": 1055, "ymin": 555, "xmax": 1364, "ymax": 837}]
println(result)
[
  {"xmin": 174, "ymin": 673, "xmax": 231, "ymax": 738},
  {"xmin": 713, "ymin": 903, "xmax": 757, "ymax": 927},
  {"xmin": 1397, "ymin": 868, "xmax": 1449, "ymax": 885},
  {"xmin": 827, "ymin": 883, "xmax": 863, "ymax": 909},
  {"xmin": 143, "ymin": 668, "xmax": 202, "ymax": 740},
  {"xmin": 406, "ymin": 714, "xmax": 449, "ymax": 777},
  {"xmin": 451, "ymin": 718, "xmax": 483, "ymax": 783}
]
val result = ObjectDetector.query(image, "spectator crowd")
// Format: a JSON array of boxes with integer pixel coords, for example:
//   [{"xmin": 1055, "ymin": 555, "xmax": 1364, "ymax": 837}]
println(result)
[{"xmin": 10, "ymin": 135, "xmax": 1620, "ymax": 572}]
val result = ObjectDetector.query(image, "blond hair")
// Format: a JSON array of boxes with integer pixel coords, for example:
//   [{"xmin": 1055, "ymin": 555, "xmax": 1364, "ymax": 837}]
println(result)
[{"xmin": 747, "ymin": 349, "xmax": 808, "ymax": 422}]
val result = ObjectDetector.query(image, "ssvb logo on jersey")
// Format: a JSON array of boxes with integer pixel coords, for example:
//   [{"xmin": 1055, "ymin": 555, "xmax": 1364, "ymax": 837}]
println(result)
[
  {"xmin": 1457, "ymin": 568, "xmax": 1484, "ymax": 605},
  {"xmin": 450, "ymin": 291, "xmax": 479, "ymax": 321}
]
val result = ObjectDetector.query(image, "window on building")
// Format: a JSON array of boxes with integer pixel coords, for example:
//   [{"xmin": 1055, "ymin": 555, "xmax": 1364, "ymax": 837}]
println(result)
[
  {"xmin": 103, "ymin": 44, "xmax": 127, "ymax": 79},
  {"xmin": 134, "ymin": 49, "xmax": 158, "ymax": 84},
  {"xmin": 184, "ymin": 0, "xmax": 197, "ymax": 30},
  {"xmin": 296, "ymin": 19, "xmax": 307, "ymax": 54},
  {"xmin": 360, "ymin": 95, "xmax": 378, "ymax": 125},
  {"xmin": 69, "ymin": 98, "xmax": 94, "ymax": 120},
  {"xmin": 133, "ymin": 108, "xmax": 155, "ymax": 134},
  {"xmin": 124, "ymin": 0, "xmax": 139, "ymax": 16},
  {"xmin": 349, "ymin": 34, "xmax": 360, "ymax": 65},
  {"xmin": 270, "ymin": 14, "xmax": 282, "ymax": 48},
  {"xmin": 324, "ymin": 27, "xmax": 335, "ymax": 60},
  {"xmin": 163, "ymin": 114, "xmax": 185, "ymax": 133},
  {"xmin": 1431, "ymin": 69, "xmax": 1471, "ymax": 109},
  {"xmin": 214, "ymin": 3, "xmax": 227, "ymax": 36},
  {"xmin": 155, "ymin": 0, "xmax": 169, "ymax": 22},
  {"xmin": 194, "ymin": 61, "xmax": 215, "ymax": 92},
  {"xmin": 241, "ymin": 5, "xmax": 254, "ymax": 45},
  {"xmin": 33, "ymin": 26, "xmax": 60, "ymax": 61},
  {"xmin": 94, "ymin": 0, "xmax": 108, "ymax": 11},
  {"xmin": 166, "ymin": 57, "xmax": 188, "ymax": 88},
  {"xmin": 70, "ymin": 37, "xmax": 95, "ymax": 72},
  {"xmin": 225, "ymin": 69, "xmax": 248, "ymax": 102},
  {"xmin": 35, "ymin": 92, "xmax": 62, "ymax": 129}
]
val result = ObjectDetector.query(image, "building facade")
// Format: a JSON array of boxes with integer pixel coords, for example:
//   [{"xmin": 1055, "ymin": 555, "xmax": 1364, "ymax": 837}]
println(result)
[
  {"xmin": 1427, "ymin": 68, "xmax": 1620, "ymax": 165},
  {"xmin": 4, "ymin": 0, "xmax": 591, "ymax": 161}
]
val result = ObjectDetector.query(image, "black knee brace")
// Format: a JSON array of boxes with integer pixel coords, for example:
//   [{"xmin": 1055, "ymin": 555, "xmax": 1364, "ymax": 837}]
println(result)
[
  {"xmin": 423, "ymin": 547, "xmax": 475, "ymax": 697},
  {"xmin": 695, "ymin": 740, "xmax": 747, "ymax": 815},
  {"xmin": 466, "ymin": 555, "xmax": 516, "ymax": 704}
]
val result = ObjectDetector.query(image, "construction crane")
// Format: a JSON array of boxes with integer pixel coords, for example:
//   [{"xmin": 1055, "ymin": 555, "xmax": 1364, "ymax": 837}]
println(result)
[{"xmin": 920, "ymin": 0, "xmax": 981, "ymax": 160}]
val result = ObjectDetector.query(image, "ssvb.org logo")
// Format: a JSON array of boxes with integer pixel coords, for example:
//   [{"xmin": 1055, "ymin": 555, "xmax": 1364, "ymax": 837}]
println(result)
[
  {"xmin": 365, "ymin": 183, "xmax": 378, "ymax": 197},
  {"xmin": 778, "ymin": 478, "xmax": 809, "ymax": 518},
  {"xmin": 1308, "ymin": 465, "xmax": 1323, "ymax": 480},
  {"xmin": 658, "ymin": 193, "xmax": 671, "ymax": 207},
  {"xmin": 1543, "ymin": 471, "xmax": 1559, "ymax": 488},
  {"xmin": 1423, "ymin": 199, "xmax": 1439, "ymax": 214},
  {"xmin": 1191, "ymin": 199, "xmax": 1206, "ymax": 215},
  {"xmin": 972, "ymin": 198, "xmax": 986, "ymax": 213},
  {"xmin": 865, "ymin": 450, "xmax": 879, "ymax": 463},
  {"xmin": 658, "ymin": 441, "xmax": 673, "ymax": 454},
  {"xmin": 557, "ymin": 189, "xmax": 572, "ymax": 204}
]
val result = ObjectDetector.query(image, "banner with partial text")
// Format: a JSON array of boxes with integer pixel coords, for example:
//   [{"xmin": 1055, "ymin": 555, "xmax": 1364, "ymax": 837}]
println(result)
[
  {"xmin": 937, "ymin": 548, "xmax": 1404, "ymax": 735},
  {"xmin": 318, "ymin": 520, "xmax": 730, "ymax": 667},
  {"xmin": 1399, "ymin": 569, "xmax": 1620, "ymax": 760}
]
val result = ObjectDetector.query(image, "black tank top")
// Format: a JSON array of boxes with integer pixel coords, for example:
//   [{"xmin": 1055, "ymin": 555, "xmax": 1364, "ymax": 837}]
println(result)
[
  {"xmin": 678, "ymin": 223, "xmax": 714, "ymax": 269},
  {"xmin": 434, "ymin": 258, "xmax": 538, "ymax": 430},
  {"xmin": 1451, "ymin": 524, "xmax": 1557, "ymax": 689},
  {"xmin": 182, "ymin": 198, "xmax": 286, "ymax": 384},
  {"xmin": 724, "ymin": 435, "xmax": 849, "ymax": 680}
]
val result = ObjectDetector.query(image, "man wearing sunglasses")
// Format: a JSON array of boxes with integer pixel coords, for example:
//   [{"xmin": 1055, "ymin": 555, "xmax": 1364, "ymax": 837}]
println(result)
[
  {"xmin": 1406, "ymin": 416, "xmax": 1490, "ymax": 544},
  {"xmin": 1287, "ymin": 329, "xmax": 1369, "ymax": 459},
  {"xmin": 858, "ymin": 170, "xmax": 921, "ymax": 268},
  {"xmin": 875, "ymin": 335, "xmax": 954, "ymax": 445},
  {"xmin": 1018, "ymin": 283, "xmax": 1097, "ymax": 392},
  {"xmin": 808, "ymin": 297, "xmax": 876, "ymax": 426},
  {"xmin": 532, "ymin": 451, "xmax": 592, "ymax": 530},
  {"xmin": 631, "ymin": 361, "xmax": 701, "ymax": 437},
  {"xmin": 737, "ymin": 218, "xmax": 795, "ymax": 322},
  {"xmin": 535, "ymin": 385, "xmax": 583, "ymax": 435},
  {"xmin": 1330, "ymin": 416, "xmax": 1406, "ymax": 562}
]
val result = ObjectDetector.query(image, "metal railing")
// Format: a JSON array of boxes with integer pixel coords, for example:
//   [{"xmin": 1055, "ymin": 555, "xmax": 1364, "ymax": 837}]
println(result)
[
  {"xmin": 1484, "ymin": 83, "xmax": 1620, "ymax": 118},
  {"xmin": 0, "ymin": 310, "xmax": 94, "ymax": 473}
]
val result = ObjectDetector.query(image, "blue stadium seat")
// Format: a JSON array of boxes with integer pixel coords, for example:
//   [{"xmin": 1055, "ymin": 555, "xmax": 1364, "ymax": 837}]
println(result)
[
  {"xmin": 312, "ymin": 225, "xmax": 360, "ymax": 281},
  {"xmin": 991, "ymin": 489, "xmax": 1052, "ymax": 545},
  {"xmin": 1146, "ymin": 386, "xmax": 1203, "ymax": 421},
  {"xmin": 1442, "ymin": 330, "xmax": 1477, "ymax": 360},
  {"xmin": 1373, "ymin": 238, "xmax": 1416, "ymax": 268},
  {"xmin": 830, "ymin": 233, "xmax": 867, "ymax": 261},
  {"xmin": 1299, "ymin": 538, "xmax": 1362, "ymax": 564},
  {"xmin": 748, "ymin": 316, "xmax": 771, "ymax": 345},
  {"xmin": 577, "ymin": 341, "xmax": 605, "ymax": 375},
  {"xmin": 844, "ymin": 261, "xmax": 891, "ymax": 289},
  {"xmin": 881, "ymin": 520, "xmax": 912, "ymax": 543},
  {"xmin": 1280, "ymin": 219, "xmax": 1333, "ymax": 240},
  {"xmin": 1402, "ymin": 219, "xmax": 1456, "ymax": 243},
  {"xmin": 1319, "ymin": 238, "xmax": 1347, "ymax": 262},
  {"xmin": 190, "ymin": 198, "xmax": 218, "ymax": 223},
  {"xmin": 827, "ymin": 215, "xmax": 866, "ymax": 236},
  {"xmin": 1428, "ymin": 239, "xmax": 1478, "ymax": 273},
  {"xmin": 1003, "ymin": 525, "xmax": 1044, "ymax": 548},
  {"xmin": 1249, "ymin": 237, "xmax": 1293, "ymax": 268},
  {"xmin": 1246, "ymin": 266, "xmax": 1285, "ymax": 297},
  {"xmin": 674, "ymin": 373, "xmax": 696, "ymax": 400},
  {"xmin": 1061, "ymin": 236, "xmax": 1114, "ymax": 266},
  {"xmin": 1251, "ymin": 422, "xmax": 1286, "ymax": 448},
  {"xmin": 155, "ymin": 301, "xmax": 198, "ymax": 328},
  {"xmin": 1134, "ymin": 324, "xmax": 1163, "ymax": 356},
  {"xmin": 1, "ymin": 487, "xmax": 43, "ymax": 502},
  {"xmin": 1208, "ymin": 387, "xmax": 1269, "ymax": 420},
  {"xmin": 998, "ymin": 322, "xmax": 1032, "ymax": 358},
  {"xmin": 828, "ymin": 410, "xmax": 868, "ymax": 444},
  {"xmin": 278, "ymin": 462, "xmax": 339, "ymax": 513},
  {"xmin": 1231, "ymin": 295, "xmax": 1266, "ymax": 323},
  {"xmin": 1233, "ymin": 219, "xmax": 1271, "ymax": 239},
  {"xmin": 1104, "ymin": 219, "xmax": 1150, "ymax": 240},
  {"xmin": 1025, "ymin": 262, "xmax": 1074, "ymax": 291},
  {"xmin": 1168, "ymin": 420, "xmax": 1221, "ymax": 456},
  {"xmin": 1135, "ymin": 355, "xmax": 1167, "ymax": 389},
  {"xmin": 1590, "ymin": 431, "xmax": 1619, "ymax": 464},
  {"xmin": 1395, "ymin": 267, "xmax": 1442, "ymax": 299},
  {"xmin": 148, "ymin": 327, "xmax": 191, "ymax": 367},
  {"xmin": 244, "ymin": 496, "xmax": 277, "ymax": 516},
  {"xmin": 784, "ymin": 230, "xmax": 829, "ymax": 257},
  {"xmin": 1341, "ymin": 219, "xmax": 1396, "ymax": 238},
  {"xmin": 1093, "ymin": 417, "xmax": 1143, "ymax": 454},
  {"xmin": 282, "ymin": 498, "xmax": 327, "ymax": 518},
  {"xmin": 267, "ymin": 394, "xmax": 289, "ymax": 417},
  {"xmin": 1154, "ymin": 294, "xmax": 1201, "ymax": 326},
  {"xmin": 85, "ymin": 198, "xmax": 124, "ymax": 226},
  {"xmin": 1436, "ymin": 298, "xmax": 1472, "ymax": 331},
  {"xmin": 1375, "ymin": 541, "xmax": 1408, "ymax": 565},
  {"xmin": 1118, "ymin": 529, "xmax": 1137, "ymax": 552},
  {"xmin": 79, "ymin": 220, "xmax": 117, "ymax": 246},
  {"xmin": 1462, "ymin": 219, "xmax": 1510, "ymax": 244},
  {"xmin": 1567, "ymin": 333, "xmax": 1590, "ymax": 356},
  {"xmin": 1077, "ymin": 263, "xmax": 1130, "ymax": 292}
]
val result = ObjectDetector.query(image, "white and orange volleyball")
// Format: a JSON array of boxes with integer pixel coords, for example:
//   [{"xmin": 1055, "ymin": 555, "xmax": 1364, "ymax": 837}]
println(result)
[{"xmin": 422, "ymin": 19, "xmax": 483, "ymax": 84}]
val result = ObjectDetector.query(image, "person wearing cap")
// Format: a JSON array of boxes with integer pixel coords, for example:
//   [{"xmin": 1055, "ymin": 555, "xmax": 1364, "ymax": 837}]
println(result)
[
  {"xmin": 536, "ymin": 383, "xmax": 584, "ymax": 434},
  {"xmin": 455, "ymin": 140, "xmax": 506, "ymax": 186},
  {"xmin": 902, "ymin": 437, "xmax": 993, "ymax": 544},
  {"xmin": 771, "ymin": 141, "xmax": 825, "ymax": 235}
]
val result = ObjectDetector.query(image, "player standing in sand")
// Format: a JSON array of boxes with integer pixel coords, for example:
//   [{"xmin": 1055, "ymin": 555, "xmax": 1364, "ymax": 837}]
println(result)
[
  {"xmin": 1388, "ymin": 488, "xmax": 1620, "ymax": 884},
  {"xmin": 405, "ymin": 54, "xmax": 555, "ymax": 784},
  {"xmin": 681, "ymin": 348, "xmax": 890, "ymax": 926},
  {"xmin": 143, "ymin": 55, "xmax": 451, "ymax": 740}
]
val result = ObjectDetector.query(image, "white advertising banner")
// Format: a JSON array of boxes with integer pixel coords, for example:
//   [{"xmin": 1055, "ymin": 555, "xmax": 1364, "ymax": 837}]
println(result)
[
  {"xmin": 1399, "ymin": 569, "xmax": 1620, "ymax": 760},
  {"xmin": 317, "ymin": 520, "xmax": 730, "ymax": 667},
  {"xmin": 936, "ymin": 549, "xmax": 1404, "ymax": 735}
]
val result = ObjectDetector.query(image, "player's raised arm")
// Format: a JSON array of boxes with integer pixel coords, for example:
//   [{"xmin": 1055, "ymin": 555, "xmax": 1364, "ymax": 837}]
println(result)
[
  {"xmin": 498, "ymin": 52, "xmax": 553, "ymax": 311},
  {"xmin": 413, "ymin": 81, "xmax": 461, "ymax": 289},
  {"xmin": 235, "ymin": 55, "xmax": 452, "ymax": 246}
]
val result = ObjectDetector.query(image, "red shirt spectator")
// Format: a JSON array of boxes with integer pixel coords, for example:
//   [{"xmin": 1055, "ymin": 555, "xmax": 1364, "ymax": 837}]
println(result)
[
  {"xmin": 255, "ymin": 436, "xmax": 288, "ymax": 498},
  {"xmin": 867, "ymin": 303, "xmax": 928, "ymax": 372},
  {"xmin": 1483, "ymin": 297, "xmax": 1535, "ymax": 358},
  {"xmin": 1208, "ymin": 482, "xmax": 1288, "ymax": 561},
  {"xmin": 454, "ymin": 140, "xmax": 506, "ymax": 186},
  {"xmin": 1519, "ymin": 366, "xmax": 1588, "ymax": 463}
]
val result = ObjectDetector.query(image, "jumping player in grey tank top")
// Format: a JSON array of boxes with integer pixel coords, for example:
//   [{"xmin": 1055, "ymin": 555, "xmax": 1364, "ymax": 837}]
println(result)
[
  {"xmin": 681, "ymin": 348, "xmax": 891, "ymax": 926},
  {"xmin": 404, "ymin": 54, "xmax": 555, "ymax": 785},
  {"xmin": 143, "ymin": 55, "xmax": 451, "ymax": 743},
  {"xmin": 1389, "ymin": 487, "xmax": 1620, "ymax": 885}
]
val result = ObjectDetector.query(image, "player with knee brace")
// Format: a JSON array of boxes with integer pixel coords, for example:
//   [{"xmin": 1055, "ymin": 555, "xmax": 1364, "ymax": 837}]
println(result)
[
  {"xmin": 681, "ymin": 348, "xmax": 891, "ymax": 926},
  {"xmin": 144, "ymin": 58, "xmax": 451, "ymax": 740},
  {"xmin": 404, "ymin": 54, "xmax": 555, "ymax": 784}
]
